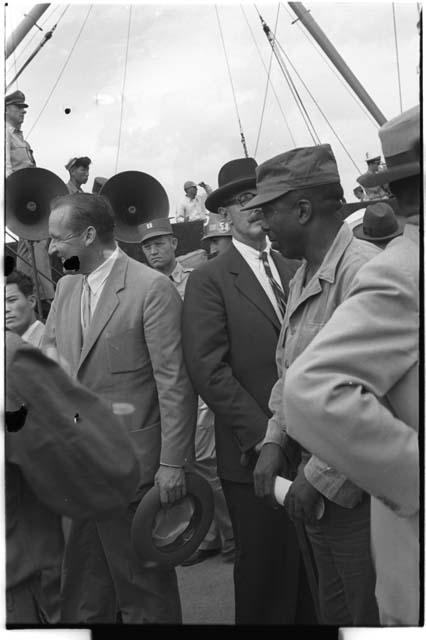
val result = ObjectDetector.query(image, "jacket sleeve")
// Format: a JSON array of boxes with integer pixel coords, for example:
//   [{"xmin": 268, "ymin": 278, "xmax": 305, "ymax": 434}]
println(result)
[
  {"xmin": 143, "ymin": 275, "xmax": 197, "ymax": 466},
  {"xmin": 284, "ymin": 255, "xmax": 419, "ymax": 517},
  {"xmin": 182, "ymin": 267, "xmax": 269, "ymax": 452}
]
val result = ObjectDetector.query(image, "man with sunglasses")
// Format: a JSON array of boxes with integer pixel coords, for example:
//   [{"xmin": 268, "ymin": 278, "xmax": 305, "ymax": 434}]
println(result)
[
  {"xmin": 43, "ymin": 192, "xmax": 197, "ymax": 624},
  {"xmin": 182, "ymin": 158, "xmax": 311, "ymax": 625}
]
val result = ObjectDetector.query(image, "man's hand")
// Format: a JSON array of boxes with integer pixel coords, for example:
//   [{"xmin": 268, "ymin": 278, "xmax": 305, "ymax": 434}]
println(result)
[
  {"xmin": 253, "ymin": 443, "xmax": 285, "ymax": 500},
  {"xmin": 283, "ymin": 469, "xmax": 321, "ymax": 525},
  {"xmin": 198, "ymin": 181, "xmax": 206, "ymax": 188},
  {"xmin": 154, "ymin": 466, "xmax": 186, "ymax": 506}
]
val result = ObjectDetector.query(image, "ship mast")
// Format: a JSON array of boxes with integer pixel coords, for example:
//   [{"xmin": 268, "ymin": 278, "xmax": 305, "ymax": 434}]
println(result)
[
  {"xmin": 6, "ymin": 4, "xmax": 50, "ymax": 60},
  {"xmin": 288, "ymin": 2, "xmax": 387, "ymax": 125}
]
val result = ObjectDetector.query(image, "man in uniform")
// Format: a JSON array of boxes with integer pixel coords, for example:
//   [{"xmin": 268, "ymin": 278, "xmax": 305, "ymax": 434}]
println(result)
[
  {"xmin": 5, "ymin": 90, "xmax": 35, "ymax": 177},
  {"xmin": 140, "ymin": 217, "xmax": 235, "ymax": 565},
  {"xmin": 284, "ymin": 106, "xmax": 420, "ymax": 626},
  {"xmin": 5, "ymin": 90, "xmax": 54, "ymax": 318},
  {"xmin": 201, "ymin": 214, "xmax": 233, "ymax": 258},
  {"xmin": 182, "ymin": 157, "xmax": 313, "ymax": 624},
  {"xmin": 357, "ymin": 152, "xmax": 391, "ymax": 200},
  {"xmin": 65, "ymin": 156, "xmax": 91, "ymax": 194},
  {"xmin": 43, "ymin": 192, "xmax": 197, "ymax": 623}
]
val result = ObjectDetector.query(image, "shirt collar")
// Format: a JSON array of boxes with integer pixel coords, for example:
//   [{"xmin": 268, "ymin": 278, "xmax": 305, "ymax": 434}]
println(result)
[
  {"xmin": 7, "ymin": 123, "xmax": 20, "ymax": 134},
  {"xmin": 170, "ymin": 261, "xmax": 186, "ymax": 283},
  {"xmin": 232, "ymin": 237, "xmax": 270, "ymax": 261},
  {"xmin": 21, "ymin": 319, "xmax": 42, "ymax": 343},
  {"xmin": 87, "ymin": 245, "xmax": 120, "ymax": 293}
]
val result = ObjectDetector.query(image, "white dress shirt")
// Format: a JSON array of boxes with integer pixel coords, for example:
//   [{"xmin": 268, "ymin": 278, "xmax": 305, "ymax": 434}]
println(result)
[
  {"xmin": 80, "ymin": 246, "xmax": 120, "ymax": 330},
  {"xmin": 232, "ymin": 238, "xmax": 283, "ymax": 321}
]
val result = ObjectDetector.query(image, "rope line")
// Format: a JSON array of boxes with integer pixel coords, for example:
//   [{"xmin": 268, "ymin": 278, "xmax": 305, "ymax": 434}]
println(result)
[
  {"xmin": 392, "ymin": 3, "xmax": 403, "ymax": 114},
  {"xmin": 255, "ymin": 7, "xmax": 319, "ymax": 145},
  {"xmin": 273, "ymin": 38, "xmax": 361, "ymax": 173},
  {"xmin": 27, "ymin": 5, "xmax": 93, "ymax": 138},
  {"xmin": 281, "ymin": 2, "xmax": 378, "ymax": 128},
  {"xmin": 115, "ymin": 5, "xmax": 133, "ymax": 174},
  {"xmin": 6, "ymin": 4, "xmax": 63, "ymax": 77},
  {"xmin": 254, "ymin": 4, "xmax": 281, "ymax": 156},
  {"xmin": 215, "ymin": 5, "xmax": 249, "ymax": 157},
  {"xmin": 241, "ymin": 5, "xmax": 296, "ymax": 147}
]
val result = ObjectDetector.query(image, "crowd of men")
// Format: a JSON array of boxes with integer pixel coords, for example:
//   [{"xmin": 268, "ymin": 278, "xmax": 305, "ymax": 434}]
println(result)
[{"xmin": 4, "ymin": 83, "xmax": 420, "ymax": 628}]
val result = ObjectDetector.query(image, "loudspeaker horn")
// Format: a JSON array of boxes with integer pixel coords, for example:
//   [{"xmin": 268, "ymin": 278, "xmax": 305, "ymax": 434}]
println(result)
[
  {"xmin": 100, "ymin": 171, "xmax": 169, "ymax": 243},
  {"xmin": 6, "ymin": 168, "xmax": 68, "ymax": 241}
]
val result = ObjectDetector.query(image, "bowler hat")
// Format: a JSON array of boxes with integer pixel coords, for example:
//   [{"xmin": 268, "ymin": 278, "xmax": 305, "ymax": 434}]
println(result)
[
  {"xmin": 353, "ymin": 202, "xmax": 404, "ymax": 242},
  {"xmin": 5, "ymin": 90, "xmax": 28, "ymax": 108},
  {"xmin": 139, "ymin": 218, "xmax": 174, "ymax": 243},
  {"xmin": 241, "ymin": 144, "xmax": 340, "ymax": 210},
  {"xmin": 202, "ymin": 214, "xmax": 232, "ymax": 240},
  {"xmin": 205, "ymin": 158, "xmax": 258, "ymax": 213},
  {"xmin": 358, "ymin": 106, "xmax": 420, "ymax": 188},
  {"xmin": 131, "ymin": 472, "xmax": 214, "ymax": 568}
]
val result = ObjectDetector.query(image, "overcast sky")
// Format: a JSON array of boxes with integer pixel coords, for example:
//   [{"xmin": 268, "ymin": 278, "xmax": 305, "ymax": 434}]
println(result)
[{"xmin": 5, "ymin": 1, "xmax": 421, "ymax": 220}]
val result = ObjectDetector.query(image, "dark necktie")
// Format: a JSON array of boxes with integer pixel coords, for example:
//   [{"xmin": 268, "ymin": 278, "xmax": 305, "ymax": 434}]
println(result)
[{"xmin": 260, "ymin": 251, "xmax": 287, "ymax": 318}]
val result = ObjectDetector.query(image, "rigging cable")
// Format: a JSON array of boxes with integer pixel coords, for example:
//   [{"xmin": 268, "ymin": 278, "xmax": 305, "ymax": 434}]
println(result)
[
  {"xmin": 280, "ymin": 3, "xmax": 378, "ymax": 129},
  {"xmin": 115, "ymin": 5, "xmax": 133, "ymax": 174},
  {"xmin": 392, "ymin": 3, "xmax": 403, "ymax": 114},
  {"xmin": 6, "ymin": 4, "xmax": 63, "ymax": 77},
  {"xmin": 273, "ymin": 36, "xmax": 362, "ymax": 173},
  {"xmin": 255, "ymin": 7, "xmax": 320, "ymax": 145},
  {"xmin": 215, "ymin": 5, "xmax": 249, "ymax": 157},
  {"xmin": 254, "ymin": 4, "xmax": 281, "ymax": 156},
  {"xmin": 240, "ymin": 5, "xmax": 296, "ymax": 147},
  {"xmin": 27, "ymin": 5, "xmax": 93, "ymax": 137}
]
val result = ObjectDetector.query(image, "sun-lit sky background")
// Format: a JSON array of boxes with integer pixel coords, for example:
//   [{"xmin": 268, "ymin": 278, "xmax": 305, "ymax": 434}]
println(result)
[{"xmin": 4, "ymin": 1, "xmax": 421, "ymax": 221}]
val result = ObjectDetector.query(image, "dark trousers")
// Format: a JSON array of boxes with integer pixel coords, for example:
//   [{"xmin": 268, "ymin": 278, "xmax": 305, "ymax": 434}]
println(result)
[
  {"xmin": 61, "ymin": 487, "xmax": 182, "ymax": 624},
  {"xmin": 305, "ymin": 495, "xmax": 380, "ymax": 626},
  {"xmin": 221, "ymin": 479, "xmax": 317, "ymax": 625},
  {"xmin": 7, "ymin": 574, "xmax": 46, "ymax": 625}
]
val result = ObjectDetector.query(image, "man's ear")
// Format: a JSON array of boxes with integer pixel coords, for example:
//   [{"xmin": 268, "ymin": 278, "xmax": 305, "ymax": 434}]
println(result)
[
  {"xmin": 27, "ymin": 294, "xmax": 37, "ymax": 311},
  {"xmin": 85, "ymin": 226, "xmax": 97, "ymax": 245},
  {"xmin": 297, "ymin": 199, "xmax": 312, "ymax": 225},
  {"xmin": 172, "ymin": 236, "xmax": 178, "ymax": 251}
]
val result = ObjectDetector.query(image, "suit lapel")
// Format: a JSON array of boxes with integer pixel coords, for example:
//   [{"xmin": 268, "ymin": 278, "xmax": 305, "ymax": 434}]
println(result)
[
  {"xmin": 227, "ymin": 246, "xmax": 281, "ymax": 331},
  {"xmin": 77, "ymin": 252, "xmax": 128, "ymax": 372}
]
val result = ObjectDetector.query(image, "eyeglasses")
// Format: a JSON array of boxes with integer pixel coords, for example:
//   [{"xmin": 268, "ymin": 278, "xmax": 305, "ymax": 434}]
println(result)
[
  {"xmin": 225, "ymin": 192, "xmax": 257, "ymax": 208},
  {"xmin": 49, "ymin": 231, "xmax": 83, "ymax": 246}
]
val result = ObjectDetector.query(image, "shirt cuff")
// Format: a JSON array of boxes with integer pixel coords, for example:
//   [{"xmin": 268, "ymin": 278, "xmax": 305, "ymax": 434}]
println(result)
[{"xmin": 159, "ymin": 462, "xmax": 184, "ymax": 469}]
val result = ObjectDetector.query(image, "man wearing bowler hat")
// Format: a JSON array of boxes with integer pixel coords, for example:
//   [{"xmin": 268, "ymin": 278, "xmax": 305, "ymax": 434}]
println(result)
[
  {"xmin": 182, "ymin": 158, "xmax": 313, "ymax": 624},
  {"xmin": 5, "ymin": 90, "xmax": 35, "ymax": 178},
  {"xmin": 283, "ymin": 107, "xmax": 420, "ymax": 625},
  {"xmin": 248, "ymin": 144, "xmax": 379, "ymax": 626},
  {"xmin": 353, "ymin": 201, "xmax": 403, "ymax": 249}
]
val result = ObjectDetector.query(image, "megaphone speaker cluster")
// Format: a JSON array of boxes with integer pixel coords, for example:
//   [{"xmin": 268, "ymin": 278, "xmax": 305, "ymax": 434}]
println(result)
[
  {"xmin": 100, "ymin": 171, "xmax": 169, "ymax": 243},
  {"xmin": 6, "ymin": 168, "xmax": 68, "ymax": 241}
]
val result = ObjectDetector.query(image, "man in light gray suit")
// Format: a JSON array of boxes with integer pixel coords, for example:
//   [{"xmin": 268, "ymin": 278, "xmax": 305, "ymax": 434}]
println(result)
[{"xmin": 43, "ymin": 193, "xmax": 197, "ymax": 624}]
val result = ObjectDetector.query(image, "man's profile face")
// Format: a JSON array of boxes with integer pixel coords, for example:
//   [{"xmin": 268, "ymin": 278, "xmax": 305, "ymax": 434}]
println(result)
[
  {"xmin": 185, "ymin": 186, "xmax": 197, "ymax": 199},
  {"xmin": 6, "ymin": 104, "xmax": 26, "ymax": 128},
  {"xmin": 142, "ymin": 235, "xmax": 177, "ymax": 271},
  {"xmin": 5, "ymin": 283, "xmax": 35, "ymax": 336},
  {"xmin": 71, "ymin": 164, "xmax": 90, "ymax": 186},
  {"xmin": 261, "ymin": 194, "xmax": 303, "ymax": 259},
  {"xmin": 224, "ymin": 190, "xmax": 264, "ymax": 244},
  {"xmin": 48, "ymin": 205, "xmax": 87, "ymax": 272},
  {"xmin": 367, "ymin": 160, "xmax": 381, "ymax": 174}
]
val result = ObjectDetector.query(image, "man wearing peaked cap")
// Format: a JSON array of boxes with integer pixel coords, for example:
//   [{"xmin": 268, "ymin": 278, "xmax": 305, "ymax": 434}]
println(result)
[
  {"xmin": 5, "ymin": 90, "xmax": 35, "ymax": 177},
  {"xmin": 182, "ymin": 157, "xmax": 310, "ymax": 624},
  {"xmin": 248, "ymin": 143, "xmax": 380, "ymax": 625},
  {"xmin": 140, "ymin": 218, "xmax": 193, "ymax": 299},
  {"xmin": 282, "ymin": 107, "xmax": 420, "ymax": 625},
  {"xmin": 65, "ymin": 156, "xmax": 91, "ymax": 194}
]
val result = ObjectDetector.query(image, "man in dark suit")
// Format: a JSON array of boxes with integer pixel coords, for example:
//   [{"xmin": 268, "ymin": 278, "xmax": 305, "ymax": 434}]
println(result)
[{"xmin": 182, "ymin": 158, "xmax": 314, "ymax": 624}]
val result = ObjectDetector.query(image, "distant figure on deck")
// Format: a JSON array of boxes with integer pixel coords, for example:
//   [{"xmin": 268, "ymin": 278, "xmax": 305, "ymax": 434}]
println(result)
[
  {"xmin": 353, "ymin": 201, "xmax": 404, "ymax": 249},
  {"xmin": 5, "ymin": 91, "xmax": 36, "ymax": 177},
  {"xmin": 176, "ymin": 180, "xmax": 213, "ymax": 222},
  {"xmin": 357, "ymin": 152, "xmax": 391, "ymax": 201},
  {"xmin": 65, "ymin": 156, "xmax": 91, "ymax": 194},
  {"xmin": 353, "ymin": 185, "xmax": 367, "ymax": 201}
]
